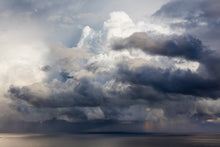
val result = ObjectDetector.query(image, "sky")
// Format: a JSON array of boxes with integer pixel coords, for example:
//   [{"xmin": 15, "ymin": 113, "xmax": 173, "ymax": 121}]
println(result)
[{"xmin": 1, "ymin": 0, "xmax": 220, "ymax": 133}]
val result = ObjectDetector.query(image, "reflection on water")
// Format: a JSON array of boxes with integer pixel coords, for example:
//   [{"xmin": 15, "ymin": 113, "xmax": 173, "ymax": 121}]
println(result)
[{"xmin": 0, "ymin": 133, "xmax": 220, "ymax": 147}]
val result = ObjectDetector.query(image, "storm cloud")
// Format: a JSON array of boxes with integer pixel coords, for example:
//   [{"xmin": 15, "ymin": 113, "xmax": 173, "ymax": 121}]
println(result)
[
  {"xmin": 153, "ymin": 0, "xmax": 220, "ymax": 50},
  {"xmin": 111, "ymin": 32, "xmax": 204, "ymax": 60},
  {"xmin": 9, "ymin": 78, "xmax": 106, "ymax": 108},
  {"xmin": 1, "ymin": 0, "xmax": 220, "ymax": 133},
  {"xmin": 116, "ymin": 63, "xmax": 219, "ymax": 98}
]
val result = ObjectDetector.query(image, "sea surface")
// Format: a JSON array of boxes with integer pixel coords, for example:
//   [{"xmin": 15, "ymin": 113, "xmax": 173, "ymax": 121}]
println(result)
[{"xmin": 0, "ymin": 133, "xmax": 220, "ymax": 147}]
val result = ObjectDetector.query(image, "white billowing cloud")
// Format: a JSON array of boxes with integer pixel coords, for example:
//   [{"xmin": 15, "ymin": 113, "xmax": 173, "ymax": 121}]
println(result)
[
  {"xmin": 104, "ymin": 11, "xmax": 137, "ymax": 39},
  {"xmin": 83, "ymin": 107, "xmax": 105, "ymax": 120},
  {"xmin": 77, "ymin": 11, "xmax": 199, "ymax": 77},
  {"xmin": 0, "ymin": 0, "xmax": 170, "ymax": 47},
  {"xmin": 103, "ymin": 11, "xmax": 179, "ymax": 41},
  {"xmin": 196, "ymin": 99, "xmax": 220, "ymax": 115},
  {"xmin": 77, "ymin": 26, "xmax": 94, "ymax": 48}
]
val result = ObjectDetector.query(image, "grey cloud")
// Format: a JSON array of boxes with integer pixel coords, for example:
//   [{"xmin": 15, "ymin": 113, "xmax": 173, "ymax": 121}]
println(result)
[
  {"xmin": 111, "ymin": 31, "xmax": 220, "ymax": 82},
  {"xmin": 196, "ymin": 99, "xmax": 220, "ymax": 115},
  {"xmin": 58, "ymin": 108, "xmax": 88, "ymax": 121},
  {"xmin": 8, "ymin": 78, "xmax": 106, "ymax": 108},
  {"xmin": 199, "ymin": 0, "xmax": 220, "ymax": 18},
  {"xmin": 112, "ymin": 32, "xmax": 204, "ymax": 60},
  {"xmin": 153, "ymin": 0, "xmax": 200, "ymax": 19},
  {"xmin": 200, "ymin": 54, "xmax": 220, "ymax": 79},
  {"xmin": 59, "ymin": 71, "xmax": 74, "ymax": 82},
  {"xmin": 151, "ymin": 0, "xmax": 220, "ymax": 82},
  {"xmin": 8, "ymin": 39, "xmax": 220, "ymax": 125},
  {"xmin": 116, "ymin": 63, "xmax": 219, "ymax": 98},
  {"xmin": 153, "ymin": 0, "xmax": 220, "ymax": 50},
  {"xmin": 0, "ymin": 0, "xmax": 34, "ymax": 13},
  {"xmin": 149, "ymin": 0, "xmax": 220, "ymax": 86},
  {"xmin": 154, "ymin": 0, "xmax": 220, "ymax": 20},
  {"xmin": 108, "ymin": 27, "xmax": 220, "ymax": 123},
  {"xmin": 3, "ymin": 0, "xmax": 220, "ymax": 131},
  {"xmin": 41, "ymin": 65, "xmax": 52, "ymax": 72}
]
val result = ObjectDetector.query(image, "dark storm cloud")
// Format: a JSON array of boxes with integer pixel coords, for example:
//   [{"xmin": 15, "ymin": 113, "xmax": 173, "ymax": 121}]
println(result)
[
  {"xmin": 108, "ymin": 0, "xmax": 220, "ymax": 127},
  {"xmin": 111, "ymin": 0, "xmax": 220, "ymax": 92},
  {"xmin": 112, "ymin": 32, "xmax": 205, "ymax": 60},
  {"xmin": 8, "ymin": 78, "xmax": 106, "ymax": 108},
  {"xmin": 116, "ymin": 63, "xmax": 219, "ymax": 98},
  {"xmin": 153, "ymin": 0, "xmax": 220, "ymax": 50},
  {"xmin": 153, "ymin": 0, "xmax": 220, "ymax": 20},
  {"xmin": 111, "ymin": 31, "xmax": 220, "ymax": 81},
  {"xmin": 8, "ymin": 32, "xmax": 220, "ymax": 123},
  {"xmin": 116, "ymin": 85, "xmax": 166, "ymax": 102},
  {"xmin": 107, "ymin": 0, "xmax": 220, "ymax": 125},
  {"xmin": 199, "ymin": 0, "xmax": 220, "ymax": 18},
  {"xmin": 4, "ymin": 0, "xmax": 220, "ymax": 132},
  {"xmin": 153, "ymin": 0, "xmax": 199, "ymax": 19},
  {"xmin": 200, "ymin": 54, "xmax": 220, "ymax": 79},
  {"xmin": 152, "ymin": 0, "xmax": 220, "ymax": 79}
]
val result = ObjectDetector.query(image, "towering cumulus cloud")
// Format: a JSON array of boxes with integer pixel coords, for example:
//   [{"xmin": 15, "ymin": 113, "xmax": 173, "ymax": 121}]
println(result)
[{"xmin": 1, "ymin": 0, "xmax": 220, "ymax": 132}]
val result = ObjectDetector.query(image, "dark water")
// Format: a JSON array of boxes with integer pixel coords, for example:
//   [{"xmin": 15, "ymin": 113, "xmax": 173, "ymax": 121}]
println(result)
[{"xmin": 0, "ymin": 133, "xmax": 220, "ymax": 147}]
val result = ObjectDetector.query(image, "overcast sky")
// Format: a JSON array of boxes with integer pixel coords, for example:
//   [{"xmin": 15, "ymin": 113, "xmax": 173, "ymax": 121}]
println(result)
[{"xmin": 1, "ymin": 0, "xmax": 220, "ymax": 133}]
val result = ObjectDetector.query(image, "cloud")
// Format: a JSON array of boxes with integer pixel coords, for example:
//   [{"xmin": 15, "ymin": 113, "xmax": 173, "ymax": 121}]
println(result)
[
  {"xmin": 111, "ymin": 32, "xmax": 204, "ymax": 60},
  {"xmin": 154, "ymin": 0, "xmax": 220, "ymax": 20},
  {"xmin": 151, "ymin": 0, "xmax": 220, "ymax": 82},
  {"xmin": 196, "ymin": 99, "xmax": 220, "ymax": 115},
  {"xmin": 8, "ymin": 77, "xmax": 106, "ymax": 108},
  {"xmin": 116, "ymin": 62, "xmax": 219, "ymax": 98},
  {"xmin": 153, "ymin": 0, "xmax": 220, "ymax": 51},
  {"xmin": 1, "ymin": 0, "xmax": 220, "ymax": 132}
]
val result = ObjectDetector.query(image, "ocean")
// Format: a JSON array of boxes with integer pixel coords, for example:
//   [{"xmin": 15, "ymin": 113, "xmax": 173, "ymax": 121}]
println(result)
[{"xmin": 0, "ymin": 133, "xmax": 220, "ymax": 147}]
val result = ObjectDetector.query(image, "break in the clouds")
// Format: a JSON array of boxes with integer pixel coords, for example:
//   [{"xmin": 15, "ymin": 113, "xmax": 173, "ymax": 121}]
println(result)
[{"xmin": 1, "ymin": 0, "xmax": 220, "ymax": 133}]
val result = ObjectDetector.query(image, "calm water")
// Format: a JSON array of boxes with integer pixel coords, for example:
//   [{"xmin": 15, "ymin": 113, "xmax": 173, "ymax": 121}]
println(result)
[{"xmin": 0, "ymin": 133, "xmax": 220, "ymax": 147}]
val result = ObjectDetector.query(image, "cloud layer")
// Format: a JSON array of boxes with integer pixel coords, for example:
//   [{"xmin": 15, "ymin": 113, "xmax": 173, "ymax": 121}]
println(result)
[{"xmin": 1, "ymin": 0, "xmax": 220, "ymax": 132}]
